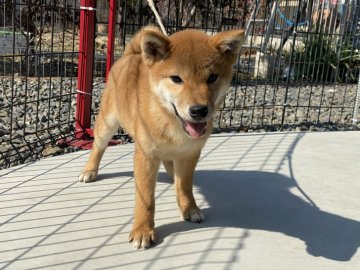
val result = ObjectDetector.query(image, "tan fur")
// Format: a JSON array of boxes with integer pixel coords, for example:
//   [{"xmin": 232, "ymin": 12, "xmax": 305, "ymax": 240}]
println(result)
[{"xmin": 79, "ymin": 26, "xmax": 244, "ymax": 249}]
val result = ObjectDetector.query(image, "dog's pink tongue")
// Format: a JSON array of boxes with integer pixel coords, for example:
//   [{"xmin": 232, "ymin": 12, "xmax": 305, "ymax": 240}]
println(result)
[{"xmin": 185, "ymin": 121, "xmax": 206, "ymax": 139}]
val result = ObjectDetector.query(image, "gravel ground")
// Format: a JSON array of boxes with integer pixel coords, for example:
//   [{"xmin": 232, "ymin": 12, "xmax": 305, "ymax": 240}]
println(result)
[
  {"xmin": 0, "ymin": 77, "xmax": 359, "ymax": 169},
  {"xmin": 216, "ymin": 83, "xmax": 360, "ymax": 131}
]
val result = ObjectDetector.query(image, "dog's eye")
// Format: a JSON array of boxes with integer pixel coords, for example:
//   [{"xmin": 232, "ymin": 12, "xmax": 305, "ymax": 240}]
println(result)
[
  {"xmin": 170, "ymin": 75, "xmax": 183, "ymax": 84},
  {"xmin": 207, "ymin": 74, "xmax": 218, "ymax": 84}
]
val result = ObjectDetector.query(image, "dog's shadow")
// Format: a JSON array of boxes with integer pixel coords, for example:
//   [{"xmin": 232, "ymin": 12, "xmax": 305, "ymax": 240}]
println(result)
[
  {"xmin": 154, "ymin": 170, "xmax": 360, "ymax": 262},
  {"xmin": 99, "ymin": 169, "xmax": 360, "ymax": 261}
]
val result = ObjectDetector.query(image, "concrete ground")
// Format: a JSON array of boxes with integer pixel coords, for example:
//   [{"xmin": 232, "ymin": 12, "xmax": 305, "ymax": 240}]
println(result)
[{"xmin": 0, "ymin": 131, "xmax": 359, "ymax": 270}]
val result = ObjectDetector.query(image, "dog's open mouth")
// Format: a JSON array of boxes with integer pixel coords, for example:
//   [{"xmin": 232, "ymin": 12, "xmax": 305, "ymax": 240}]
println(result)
[
  {"xmin": 172, "ymin": 104, "xmax": 207, "ymax": 139},
  {"xmin": 183, "ymin": 121, "xmax": 207, "ymax": 139}
]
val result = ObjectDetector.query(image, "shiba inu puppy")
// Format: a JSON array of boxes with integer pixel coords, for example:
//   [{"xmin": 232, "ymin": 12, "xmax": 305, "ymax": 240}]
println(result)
[{"xmin": 79, "ymin": 26, "xmax": 244, "ymax": 248}]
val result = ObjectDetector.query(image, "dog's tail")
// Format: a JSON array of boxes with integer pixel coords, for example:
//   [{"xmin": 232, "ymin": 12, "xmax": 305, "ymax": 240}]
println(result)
[{"xmin": 124, "ymin": 26, "xmax": 164, "ymax": 56}]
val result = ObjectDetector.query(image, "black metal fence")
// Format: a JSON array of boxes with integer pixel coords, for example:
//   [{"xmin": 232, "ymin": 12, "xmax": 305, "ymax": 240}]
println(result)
[
  {"xmin": 0, "ymin": 0, "xmax": 79, "ymax": 169},
  {"xmin": 1, "ymin": 0, "xmax": 360, "ymax": 169}
]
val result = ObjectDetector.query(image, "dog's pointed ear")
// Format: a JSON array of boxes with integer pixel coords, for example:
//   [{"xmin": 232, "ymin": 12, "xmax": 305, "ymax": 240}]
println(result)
[
  {"xmin": 141, "ymin": 28, "xmax": 171, "ymax": 65},
  {"xmin": 211, "ymin": 30, "xmax": 244, "ymax": 62}
]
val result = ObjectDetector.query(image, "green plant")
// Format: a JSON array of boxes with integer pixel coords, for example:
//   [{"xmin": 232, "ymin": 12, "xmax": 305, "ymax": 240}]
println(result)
[
  {"xmin": 286, "ymin": 36, "xmax": 360, "ymax": 83},
  {"xmin": 293, "ymin": 37, "xmax": 337, "ymax": 82},
  {"xmin": 338, "ymin": 44, "xmax": 360, "ymax": 82}
]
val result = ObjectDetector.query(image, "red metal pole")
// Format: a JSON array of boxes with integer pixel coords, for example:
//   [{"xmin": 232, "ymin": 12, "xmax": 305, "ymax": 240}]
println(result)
[
  {"xmin": 106, "ymin": 0, "xmax": 117, "ymax": 81},
  {"xmin": 76, "ymin": 0, "xmax": 96, "ymax": 139}
]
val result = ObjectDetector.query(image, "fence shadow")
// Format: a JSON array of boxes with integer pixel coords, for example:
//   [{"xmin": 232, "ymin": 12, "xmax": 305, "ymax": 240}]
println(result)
[
  {"xmin": 156, "ymin": 169, "xmax": 360, "ymax": 262},
  {"xmin": 99, "ymin": 133, "xmax": 360, "ymax": 262},
  {"xmin": 2, "ymin": 133, "xmax": 359, "ymax": 269}
]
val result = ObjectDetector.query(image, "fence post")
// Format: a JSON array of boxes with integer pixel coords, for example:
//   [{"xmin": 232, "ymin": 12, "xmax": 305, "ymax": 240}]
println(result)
[
  {"xmin": 106, "ymin": 0, "xmax": 117, "ymax": 81},
  {"xmin": 76, "ymin": 0, "xmax": 96, "ymax": 139},
  {"xmin": 352, "ymin": 70, "xmax": 360, "ymax": 124}
]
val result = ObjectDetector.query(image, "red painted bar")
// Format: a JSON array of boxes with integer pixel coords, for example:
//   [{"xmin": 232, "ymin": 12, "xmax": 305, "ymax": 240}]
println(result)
[
  {"xmin": 106, "ymin": 0, "xmax": 117, "ymax": 82},
  {"xmin": 75, "ymin": 0, "xmax": 96, "ymax": 139}
]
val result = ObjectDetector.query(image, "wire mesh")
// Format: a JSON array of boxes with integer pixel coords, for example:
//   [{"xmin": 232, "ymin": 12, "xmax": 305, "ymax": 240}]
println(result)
[{"xmin": 0, "ymin": 0, "xmax": 79, "ymax": 168}]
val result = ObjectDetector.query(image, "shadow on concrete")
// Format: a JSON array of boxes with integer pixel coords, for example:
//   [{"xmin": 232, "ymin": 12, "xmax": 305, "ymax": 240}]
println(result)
[
  {"xmin": 2, "ymin": 133, "xmax": 359, "ymax": 269},
  {"xmin": 156, "ymin": 170, "xmax": 360, "ymax": 262},
  {"xmin": 97, "ymin": 133, "xmax": 359, "ymax": 261}
]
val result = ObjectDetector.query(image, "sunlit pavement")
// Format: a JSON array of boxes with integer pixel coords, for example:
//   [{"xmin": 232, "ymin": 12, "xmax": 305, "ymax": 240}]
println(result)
[{"xmin": 1, "ymin": 131, "xmax": 359, "ymax": 270}]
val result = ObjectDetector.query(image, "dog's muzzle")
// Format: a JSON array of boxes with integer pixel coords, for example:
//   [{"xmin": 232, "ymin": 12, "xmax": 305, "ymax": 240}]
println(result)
[{"xmin": 172, "ymin": 104, "xmax": 207, "ymax": 139}]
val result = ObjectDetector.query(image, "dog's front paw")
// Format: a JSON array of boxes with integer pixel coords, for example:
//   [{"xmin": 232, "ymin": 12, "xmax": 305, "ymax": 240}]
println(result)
[
  {"xmin": 129, "ymin": 227, "xmax": 155, "ymax": 249},
  {"xmin": 182, "ymin": 207, "xmax": 204, "ymax": 223},
  {"xmin": 78, "ymin": 170, "xmax": 98, "ymax": 183}
]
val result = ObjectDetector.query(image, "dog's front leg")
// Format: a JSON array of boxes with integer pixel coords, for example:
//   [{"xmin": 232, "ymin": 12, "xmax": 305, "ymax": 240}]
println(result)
[
  {"xmin": 129, "ymin": 145, "xmax": 160, "ymax": 249},
  {"xmin": 78, "ymin": 110, "xmax": 119, "ymax": 183},
  {"xmin": 174, "ymin": 150, "xmax": 204, "ymax": 223}
]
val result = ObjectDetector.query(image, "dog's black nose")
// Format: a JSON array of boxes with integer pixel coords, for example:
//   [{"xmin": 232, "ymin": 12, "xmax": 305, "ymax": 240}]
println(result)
[{"xmin": 189, "ymin": 105, "xmax": 208, "ymax": 120}]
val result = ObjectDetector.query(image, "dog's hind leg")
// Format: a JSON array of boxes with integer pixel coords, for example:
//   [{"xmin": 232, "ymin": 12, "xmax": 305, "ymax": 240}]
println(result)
[
  {"xmin": 162, "ymin": 160, "xmax": 174, "ymax": 179},
  {"xmin": 174, "ymin": 150, "xmax": 204, "ymax": 223},
  {"xmin": 78, "ymin": 111, "xmax": 119, "ymax": 183}
]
